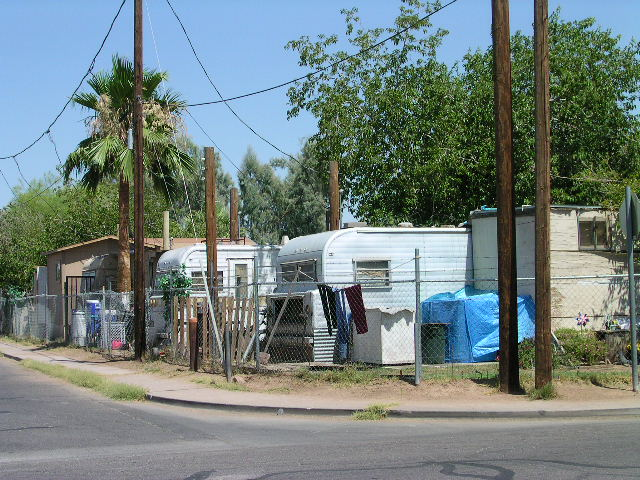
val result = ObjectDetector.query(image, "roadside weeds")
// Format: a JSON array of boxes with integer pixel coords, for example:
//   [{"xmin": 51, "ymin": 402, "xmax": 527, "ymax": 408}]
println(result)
[
  {"xmin": 21, "ymin": 359, "xmax": 147, "ymax": 401},
  {"xmin": 352, "ymin": 403, "xmax": 395, "ymax": 421}
]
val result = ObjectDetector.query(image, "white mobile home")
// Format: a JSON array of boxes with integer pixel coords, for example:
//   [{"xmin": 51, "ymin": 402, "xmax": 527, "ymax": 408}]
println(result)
[
  {"xmin": 155, "ymin": 243, "xmax": 280, "ymax": 297},
  {"xmin": 267, "ymin": 227, "xmax": 473, "ymax": 362}
]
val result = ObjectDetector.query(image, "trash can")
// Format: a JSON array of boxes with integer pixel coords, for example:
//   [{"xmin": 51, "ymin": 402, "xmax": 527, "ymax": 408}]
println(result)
[{"xmin": 421, "ymin": 323, "xmax": 447, "ymax": 364}]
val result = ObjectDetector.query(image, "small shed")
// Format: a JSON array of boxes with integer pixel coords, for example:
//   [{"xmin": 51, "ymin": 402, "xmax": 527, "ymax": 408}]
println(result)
[{"xmin": 469, "ymin": 205, "xmax": 627, "ymax": 329}]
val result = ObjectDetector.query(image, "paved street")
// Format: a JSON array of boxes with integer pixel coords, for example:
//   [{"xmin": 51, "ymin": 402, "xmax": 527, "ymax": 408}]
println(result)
[{"xmin": 1, "ymin": 356, "xmax": 639, "ymax": 480}]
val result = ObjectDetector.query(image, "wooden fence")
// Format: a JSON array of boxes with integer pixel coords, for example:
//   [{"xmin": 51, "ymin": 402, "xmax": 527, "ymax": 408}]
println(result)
[{"xmin": 172, "ymin": 296, "xmax": 256, "ymax": 366}]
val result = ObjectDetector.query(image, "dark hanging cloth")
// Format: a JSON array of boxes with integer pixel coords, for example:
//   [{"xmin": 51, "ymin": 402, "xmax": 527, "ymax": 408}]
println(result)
[
  {"xmin": 317, "ymin": 284, "xmax": 338, "ymax": 336},
  {"xmin": 345, "ymin": 284, "xmax": 368, "ymax": 334},
  {"xmin": 335, "ymin": 289, "xmax": 350, "ymax": 361}
]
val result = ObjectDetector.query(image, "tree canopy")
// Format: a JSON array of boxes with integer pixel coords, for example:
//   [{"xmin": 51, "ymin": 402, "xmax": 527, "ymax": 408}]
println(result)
[
  {"xmin": 238, "ymin": 142, "xmax": 326, "ymax": 244},
  {"xmin": 286, "ymin": 2, "xmax": 640, "ymax": 226},
  {"xmin": 0, "ymin": 166, "xmax": 231, "ymax": 292}
]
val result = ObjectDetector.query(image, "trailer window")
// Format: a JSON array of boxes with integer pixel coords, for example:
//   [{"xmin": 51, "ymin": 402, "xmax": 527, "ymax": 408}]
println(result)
[
  {"xmin": 354, "ymin": 260, "xmax": 390, "ymax": 287},
  {"xmin": 281, "ymin": 261, "xmax": 317, "ymax": 282}
]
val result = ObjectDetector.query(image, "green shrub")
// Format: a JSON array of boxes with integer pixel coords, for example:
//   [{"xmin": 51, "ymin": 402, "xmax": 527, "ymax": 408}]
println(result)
[
  {"xmin": 528, "ymin": 382, "xmax": 557, "ymax": 400},
  {"xmin": 518, "ymin": 338, "xmax": 536, "ymax": 369},
  {"xmin": 555, "ymin": 329, "xmax": 607, "ymax": 366},
  {"xmin": 518, "ymin": 329, "xmax": 607, "ymax": 369}
]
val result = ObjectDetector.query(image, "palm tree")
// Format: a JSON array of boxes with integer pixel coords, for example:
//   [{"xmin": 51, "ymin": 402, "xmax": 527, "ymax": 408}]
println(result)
[{"xmin": 64, "ymin": 55, "xmax": 194, "ymax": 291}]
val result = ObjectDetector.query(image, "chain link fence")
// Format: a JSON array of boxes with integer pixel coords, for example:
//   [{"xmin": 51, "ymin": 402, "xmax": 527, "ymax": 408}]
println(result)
[{"xmin": 2, "ymin": 272, "xmax": 639, "ymax": 381}]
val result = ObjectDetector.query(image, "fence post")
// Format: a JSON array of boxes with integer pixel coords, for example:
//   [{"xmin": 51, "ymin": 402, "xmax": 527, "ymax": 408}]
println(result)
[
  {"xmin": 414, "ymin": 248, "xmax": 422, "ymax": 386},
  {"xmin": 253, "ymin": 255, "xmax": 261, "ymax": 370},
  {"xmin": 625, "ymin": 187, "xmax": 638, "ymax": 392},
  {"xmin": 63, "ymin": 282, "xmax": 69, "ymax": 343}
]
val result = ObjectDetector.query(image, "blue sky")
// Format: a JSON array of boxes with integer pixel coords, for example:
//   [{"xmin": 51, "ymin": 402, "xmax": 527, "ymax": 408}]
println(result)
[{"xmin": 0, "ymin": 0, "xmax": 638, "ymax": 212}]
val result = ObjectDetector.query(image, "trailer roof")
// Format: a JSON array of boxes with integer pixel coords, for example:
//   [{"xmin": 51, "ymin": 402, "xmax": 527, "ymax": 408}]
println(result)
[{"xmin": 279, "ymin": 227, "xmax": 469, "ymax": 259}]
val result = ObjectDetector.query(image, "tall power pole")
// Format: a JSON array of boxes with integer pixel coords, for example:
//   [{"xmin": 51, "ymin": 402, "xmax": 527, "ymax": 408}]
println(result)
[
  {"xmin": 534, "ymin": 0, "xmax": 552, "ymax": 388},
  {"xmin": 205, "ymin": 147, "xmax": 218, "ymax": 302},
  {"xmin": 133, "ymin": 0, "xmax": 146, "ymax": 360},
  {"xmin": 329, "ymin": 161, "xmax": 340, "ymax": 231},
  {"xmin": 492, "ymin": 0, "xmax": 520, "ymax": 393},
  {"xmin": 230, "ymin": 187, "xmax": 239, "ymax": 242}
]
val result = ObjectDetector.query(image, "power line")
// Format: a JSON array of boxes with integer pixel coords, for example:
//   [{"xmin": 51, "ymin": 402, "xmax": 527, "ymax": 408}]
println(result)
[
  {"xmin": 164, "ymin": 0, "xmax": 316, "ymax": 172},
  {"xmin": 12, "ymin": 157, "xmax": 33, "ymax": 190},
  {"xmin": 185, "ymin": 109, "xmax": 241, "ymax": 173},
  {"xmin": 0, "ymin": 0, "xmax": 128, "ymax": 161},
  {"xmin": 0, "ymin": 169, "xmax": 14, "ymax": 193},
  {"xmin": 186, "ymin": 0, "xmax": 460, "ymax": 107}
]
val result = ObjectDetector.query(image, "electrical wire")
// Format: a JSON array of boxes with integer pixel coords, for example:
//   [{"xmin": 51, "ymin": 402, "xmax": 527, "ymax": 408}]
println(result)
[
  {"xmin": 164, "ymin": 0, "xmax": 315, "ymax": 172},
  {"xmin": 0, "ymin": 0, "xmax": 128, "ymax": 161},
  {"xmin": 185, "ymin": 0, "xmax": 460, "ymax": 107},
  {"xmin": 185, "ymin": 109, "xmax": 241, "ymax": 173}
]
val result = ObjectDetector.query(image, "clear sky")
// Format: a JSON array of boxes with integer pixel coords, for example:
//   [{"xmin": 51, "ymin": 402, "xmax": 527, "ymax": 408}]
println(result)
[{"xmin": 0, "ymin": 0, "xmax": 638, "ymax": 211}]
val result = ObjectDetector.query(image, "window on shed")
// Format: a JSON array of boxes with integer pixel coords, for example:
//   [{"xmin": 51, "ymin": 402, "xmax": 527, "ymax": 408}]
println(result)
[
  {"xmin": 281, "ymin": 261, "xmax": 317, "ymax": 282},
  {"xmin": 354, "ymin": 260, "xmax": 390, "ymax": 287},
  {"xmin": 578, "ymin": 216, "xmax": 609, "ymax": 251}
]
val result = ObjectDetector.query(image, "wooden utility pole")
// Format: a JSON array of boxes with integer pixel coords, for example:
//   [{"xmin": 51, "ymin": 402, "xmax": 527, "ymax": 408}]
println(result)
[
  {"xmin": 534, "ymin": 0, "xmax": 552, "ymax": 388},
  {"xmin": 133, "ymin": 0, "xmax": 146, "ymax": 360},
  {"xmin": 230, "ymin": 187, "xmax": 239, "ymax": 242},
  {"xmin": 205, "ymin": 147, "xmax": 218, "ymax": 300},
  {"xmin": 329, "ymin": 161, "xmax": 340, "ymax": 231},
  {"xmin": 492, "ymin": 0, "xmax": 520, "ymax": 393}
]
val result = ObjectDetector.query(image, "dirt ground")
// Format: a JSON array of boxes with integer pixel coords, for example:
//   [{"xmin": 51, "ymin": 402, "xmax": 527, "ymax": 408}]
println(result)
[{"xmin": 20, "ymin": 343, "xmax": 638, "ymax": 404}]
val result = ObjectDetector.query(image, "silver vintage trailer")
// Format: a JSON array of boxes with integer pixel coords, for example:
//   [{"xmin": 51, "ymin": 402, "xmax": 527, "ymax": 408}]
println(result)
[{"xmin": 266, "ymin": 227, "xmax": 473, "ymax": 363}]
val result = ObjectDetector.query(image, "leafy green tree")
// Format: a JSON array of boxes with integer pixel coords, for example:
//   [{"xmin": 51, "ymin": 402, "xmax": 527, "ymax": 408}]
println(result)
[
  {"xmin": 0, "ymin": 175, "xmax": 232, "ymax": 292},
  {"xmin": 238, "ymin": 147, "xmax": 286, "ymax": 244},
  {"xmin": 286, "ymin": 2, "xmax": 640, "ymax": 225},
  {"xmin": 272, "ymin": 140, "xmax": 327, "ymax": 237},
  {"xmin": 64, "ymin": 55, "xmax": 194, "ymax": 291}
]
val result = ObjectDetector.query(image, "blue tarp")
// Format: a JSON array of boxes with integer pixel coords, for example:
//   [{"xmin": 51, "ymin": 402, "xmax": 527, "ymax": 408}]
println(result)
[{"xmin": 422, "ymin": 287, "xmax": 535, "ymax": 363}]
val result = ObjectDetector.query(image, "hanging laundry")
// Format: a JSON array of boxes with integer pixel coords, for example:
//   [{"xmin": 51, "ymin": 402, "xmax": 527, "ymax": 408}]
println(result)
[
  {"xmin": 345, "ymin": 284, "xmax": 368, "ymax": 334},
  {"xmin": 317, "ymin": 284, "xmax": 338, "ymax": 336},
  {"xmin": 335, "ymin": 288, "xmax": 351, "ymax": 361}
]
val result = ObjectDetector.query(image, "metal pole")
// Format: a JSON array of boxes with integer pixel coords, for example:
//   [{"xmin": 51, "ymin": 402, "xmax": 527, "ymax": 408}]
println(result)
[
  {"xmin": 534, "ymin": 0, "xmax": 552, "ymax": 389},
  {"xmin": 64, "ymin": 281, "xmax": 69, "ymax": 343},
  {"xmin": 329, "ymin": 161, "xmax": 340, "ymax": 231},
  {"xmin": 101, "ymin": 286, "xmax": 106, "ymax": 350},
  {"xmin": 253, "ymin": 255, "xmax": 261, "ymax": 369},
  {"xmin": 133, "ymin": 0, "xmax": 146, "ymax": 360},
  {"xmin": 492, "ymin": 0, "xmax": 520, "ymax": 393},
  {"xmin": 626, "ymin": 187, "xmax": 638, "ymax": 392},
  {"xmin": 414, "ymin": 248, "xmax": 422, "ymax": 386}
]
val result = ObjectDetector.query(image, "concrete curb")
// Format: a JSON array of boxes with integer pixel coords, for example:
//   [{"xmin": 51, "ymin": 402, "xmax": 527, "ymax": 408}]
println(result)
[
  {"xmin": 3, "ymin": 343, "xmax": 639, "ymax": 420},
  {"xmin": 144, "ymin": 393, "xmax": 640, "ymax": 419},
  {"xmin": 1, "ymin": 351, "xmax": 24, "ymax": 362}
]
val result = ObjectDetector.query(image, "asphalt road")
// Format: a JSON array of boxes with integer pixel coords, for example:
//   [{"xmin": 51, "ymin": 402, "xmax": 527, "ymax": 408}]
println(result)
[{"xmin": 1, "ymin": 356, "xmax": 639, "ymax": 480}]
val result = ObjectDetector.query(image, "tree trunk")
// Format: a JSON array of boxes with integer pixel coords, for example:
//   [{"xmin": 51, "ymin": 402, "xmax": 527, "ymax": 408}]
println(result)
[{"xmin": 117, "ymin": 174, "xmax": 132, "ymax": 292}]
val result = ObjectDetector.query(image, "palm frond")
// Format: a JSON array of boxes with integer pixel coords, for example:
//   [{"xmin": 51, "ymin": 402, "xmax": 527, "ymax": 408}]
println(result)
[{"xmin": 72, "ymin": 92, "xmax": 100, "ymax": 111}]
